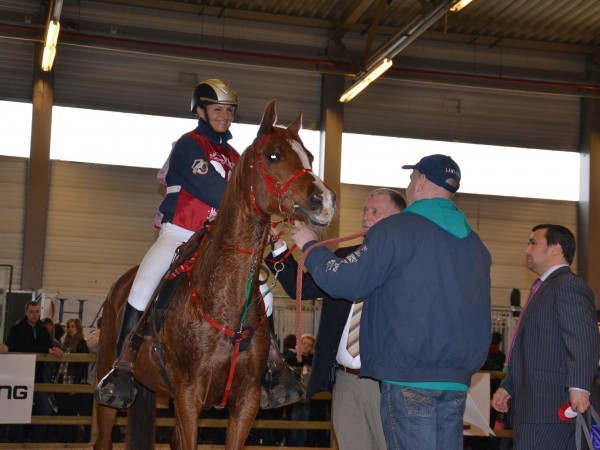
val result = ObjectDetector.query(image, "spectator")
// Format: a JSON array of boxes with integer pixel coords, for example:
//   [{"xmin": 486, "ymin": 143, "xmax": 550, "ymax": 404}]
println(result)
[
  {"xmin": 4, "ymin": 301, "xmax": 64, "ymax": 442},
  {"xmin": 54, "ymin": 318, "xmax": 89, "ymax": 443},
  {"xmin": 284, "ymin": 334, "xmax": 315, "ymax": 447},
  {"xmin": 266, "ymin": 187, "xmax": 405, "ymax": 450},
  {"xmin": 54, "ymin": 322, "xmax": 65, "ymax": 344},
  {"xmin": 282, "ymin": 334, "xmax": 297, "ymax": 361},
  {"xmin": 482, "ymin": 331, "xmax": 506, "ymax": 373},
  {"xmin": 492, "ymin": 224, "xmax": 599, "ymax": 449},
  {"xmin": 41, "ymin": 317, "xmax": 61, "ymax": 413},
  {"xmin": 86, "ymin": 316, "xmax": 101, "ymax": 385},
  {"xmin": 43, "ymin": 317, "xmax": 61, "ymax": 348},
  {"xmin": 290, "ymin": 154, "xmax": 492, "ymax": 450}
]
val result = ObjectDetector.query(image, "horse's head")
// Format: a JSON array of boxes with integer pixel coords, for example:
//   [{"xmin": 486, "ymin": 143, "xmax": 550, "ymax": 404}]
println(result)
[{"xmin": 246, "ymin": 99, "xmax": 336, "ymax": 227}]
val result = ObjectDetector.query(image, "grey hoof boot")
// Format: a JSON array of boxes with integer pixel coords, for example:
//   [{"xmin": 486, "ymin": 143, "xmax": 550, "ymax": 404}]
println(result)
[{"xmin": 95, "ymin": 367, "xmax": 137, "ymax": 409}]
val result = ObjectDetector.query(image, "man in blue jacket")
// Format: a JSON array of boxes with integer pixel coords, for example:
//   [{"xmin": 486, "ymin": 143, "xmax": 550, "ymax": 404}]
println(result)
[
  {"xmin": 290, "ymin": 154, "xmax": 492, "ymax": 450},
  {"xmin": 266, "ymin": 188, "xmax": 405, "ymax": 450}
]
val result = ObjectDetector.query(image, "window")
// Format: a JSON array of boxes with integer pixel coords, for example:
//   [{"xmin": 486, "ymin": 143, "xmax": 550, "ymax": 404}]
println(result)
[{"xmin": 0, "ymin": 101, "xmax": 580, "ymax": 201}]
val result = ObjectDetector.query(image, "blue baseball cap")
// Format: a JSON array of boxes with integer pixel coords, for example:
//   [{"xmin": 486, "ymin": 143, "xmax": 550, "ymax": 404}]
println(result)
[{"xmin": 402, "ymin": 154, "xmax": 461, "ymax": 193}]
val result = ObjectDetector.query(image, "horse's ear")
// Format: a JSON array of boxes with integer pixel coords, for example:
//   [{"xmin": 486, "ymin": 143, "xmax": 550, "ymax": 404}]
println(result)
[
  {"xmin": 258, "ymin": 99, "xmax": 277, "ymax": 137},
  {"xmin": 289, "ymin": 110, "xmax": 303, "ymax": 134}
]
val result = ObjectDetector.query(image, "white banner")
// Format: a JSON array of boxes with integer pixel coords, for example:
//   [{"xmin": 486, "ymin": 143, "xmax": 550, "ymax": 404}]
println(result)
[
  {"xmin": 0, "ymin": 354, "xmax": 36, "ymax": 424},
  {"xmin": 464, "ymin": 372, "xmax": 494, "ymax": 436}
]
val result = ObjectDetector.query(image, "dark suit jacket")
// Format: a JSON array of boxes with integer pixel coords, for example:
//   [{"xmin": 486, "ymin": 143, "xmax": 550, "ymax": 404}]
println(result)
[
  {"xmin": 502, "ymin": 266, "xmax": 600, "ymax": 423},
  {"xmin": 266, "ymin": 244, "xmax": 359, "ymax": 399},
  {"xmin": 5, "ymin": 317, "xmax": 54, "ymax": 382}
]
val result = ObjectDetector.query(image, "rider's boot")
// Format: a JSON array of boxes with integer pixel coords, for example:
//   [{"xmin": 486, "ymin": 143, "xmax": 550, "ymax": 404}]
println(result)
[{"xmin": 95, "ymin": 303, "xmax": 143, "ymax": 409}]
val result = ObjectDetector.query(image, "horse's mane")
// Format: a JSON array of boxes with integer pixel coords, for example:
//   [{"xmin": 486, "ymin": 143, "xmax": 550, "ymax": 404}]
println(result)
[
  {"xmin": 206, "ymin": 136, "xmax": 260, "ymax": 250},
  {"xmin": 187, "ymin": 135, "xmax": 269, "ymax": 320}
]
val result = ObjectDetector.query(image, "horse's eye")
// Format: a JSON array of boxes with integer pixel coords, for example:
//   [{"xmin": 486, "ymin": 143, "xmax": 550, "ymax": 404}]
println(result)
[{"xmin": 267, "ymin": 152, "xmax": 281, "ymax": 162}]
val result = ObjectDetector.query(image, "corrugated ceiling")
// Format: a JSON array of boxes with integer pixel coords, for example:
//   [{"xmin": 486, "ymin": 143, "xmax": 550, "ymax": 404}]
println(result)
[{"xmin": 2, "ymin": 0, "xmax": 600, "ymax": 65}]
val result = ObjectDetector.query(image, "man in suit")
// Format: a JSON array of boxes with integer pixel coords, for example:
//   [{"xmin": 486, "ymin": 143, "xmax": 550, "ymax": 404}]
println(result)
[
  {"xmin": 266, "ymin": 188, "xmax": 405, "ymax": 450},
  {"xmin": 492, "ymin": 224, "xmax": 600, "ymax": 450}
]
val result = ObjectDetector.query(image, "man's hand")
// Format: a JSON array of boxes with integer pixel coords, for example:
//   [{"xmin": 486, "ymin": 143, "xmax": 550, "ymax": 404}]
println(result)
[
  {"xmin": 569, "ymin": 389, "xmax": 590, "ymax": 414},
  {"xmin": 290, "ymin": 221, "xmax": 318, "ymax": 249},
  {"xmin": 491, "ymin": 387, "xmax": 511, "ymax": 413}
]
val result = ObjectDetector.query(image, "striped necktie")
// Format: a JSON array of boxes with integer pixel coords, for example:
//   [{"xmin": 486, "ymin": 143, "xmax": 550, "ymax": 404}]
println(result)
[
  {"xmin": 504, "ymin": 278, "xmax": 542, "ymax": 369},
  {"xmin": 346, "ymin": 301, "xmax": 363, "ymax": 358}
]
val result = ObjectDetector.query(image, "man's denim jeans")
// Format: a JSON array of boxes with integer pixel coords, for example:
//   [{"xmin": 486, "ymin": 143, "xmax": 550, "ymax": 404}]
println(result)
[{"xmin": 380, "ymin": 383, "xmax": 467, "ymax": 450}]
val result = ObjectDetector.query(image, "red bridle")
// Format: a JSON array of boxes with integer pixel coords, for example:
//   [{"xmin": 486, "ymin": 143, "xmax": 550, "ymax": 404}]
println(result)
[{"xmin": 249, "ymin": 134, "xmax": 313, "ymax": 225}]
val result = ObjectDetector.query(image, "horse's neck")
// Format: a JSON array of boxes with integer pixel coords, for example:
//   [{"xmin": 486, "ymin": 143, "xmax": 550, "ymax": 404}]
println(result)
[
  {"xmin": 192, "ymin": 202, "xmax": 270, "ymax": 310},
  {"xmin": 213, "ymin": 200, "xmax": 269, "ymax": 254}
]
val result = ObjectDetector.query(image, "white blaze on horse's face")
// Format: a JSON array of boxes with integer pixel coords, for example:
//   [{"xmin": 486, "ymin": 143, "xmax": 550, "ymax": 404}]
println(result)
[{"xmin": 289, "ymin": 138, "xmax": 336, "ymax": 225}]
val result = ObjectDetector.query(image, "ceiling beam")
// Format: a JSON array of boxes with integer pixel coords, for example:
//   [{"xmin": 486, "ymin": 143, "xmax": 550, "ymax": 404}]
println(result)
[{"xmin": 330, "ymin": 0, "xmax": 376, "ymax": 41}]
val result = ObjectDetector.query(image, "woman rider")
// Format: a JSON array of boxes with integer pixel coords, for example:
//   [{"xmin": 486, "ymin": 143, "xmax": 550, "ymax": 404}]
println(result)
[{"xmin": 96, "ymin": 79, "xmax": 242, "ymax": 408}]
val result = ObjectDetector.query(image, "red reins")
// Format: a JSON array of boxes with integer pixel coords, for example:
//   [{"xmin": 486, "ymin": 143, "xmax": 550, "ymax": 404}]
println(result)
[{"xmin": 165, "ymin": 229, "xmax": 267, "ymax": 410}]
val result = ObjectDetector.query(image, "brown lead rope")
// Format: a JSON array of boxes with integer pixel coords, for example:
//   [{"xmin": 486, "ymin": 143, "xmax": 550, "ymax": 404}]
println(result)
[{"xmin": 294, "ymin": 230, "xmax": 367, "ymax": 362}]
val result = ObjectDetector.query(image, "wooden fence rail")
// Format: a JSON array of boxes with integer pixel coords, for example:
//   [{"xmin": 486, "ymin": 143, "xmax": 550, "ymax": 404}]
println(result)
[{"xmin": 0, "ymin": 354, "xmax": 512, "ymax": 449}]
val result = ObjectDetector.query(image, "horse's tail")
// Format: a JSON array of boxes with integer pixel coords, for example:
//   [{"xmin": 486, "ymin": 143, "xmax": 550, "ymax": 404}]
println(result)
[{"xmin": 126, "ymin": 381, "xmax": 156, "ymax": 450}]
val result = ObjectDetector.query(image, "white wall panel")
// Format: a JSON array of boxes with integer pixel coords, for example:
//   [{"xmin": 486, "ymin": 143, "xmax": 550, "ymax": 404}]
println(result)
[
  {"xmin": 42, "ymin": 161, "xmax": 162, "ymax": 295},
  {"xmin": 0, "ymin": 157, "xmax": 27, "ymax": 290}
]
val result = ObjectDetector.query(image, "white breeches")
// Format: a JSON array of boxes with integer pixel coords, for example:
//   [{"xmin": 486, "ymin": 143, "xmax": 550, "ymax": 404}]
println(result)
[
  {"xmin": 127, "ymin": 223, "xmax": 194, "ymax": 311},
  {"xmin": 127, "ymin": 222, "xmax": 273, "ymax": 315}
]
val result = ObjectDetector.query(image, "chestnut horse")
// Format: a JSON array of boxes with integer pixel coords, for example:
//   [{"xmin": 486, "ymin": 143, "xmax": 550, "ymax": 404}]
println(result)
[{"xmin": 93, "ymin": 99, "xmax": 336, "ymax": 450}]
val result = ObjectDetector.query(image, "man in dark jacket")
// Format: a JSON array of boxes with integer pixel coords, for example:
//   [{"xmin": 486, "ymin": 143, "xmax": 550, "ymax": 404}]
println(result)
[
  {"xmin": 290, "ymin": 155, "xmax": 492, "ymax": 450},
  {"xmin": 492, "ymin": 224, "xmax": 599, "ymax": 449},
  {"xmin": 267, "ymin": 188, "xmax": 405, "ymax": 450},
  {"xmin": 4, "ymin": 301, "xmax": 63, "ymax": 442}
]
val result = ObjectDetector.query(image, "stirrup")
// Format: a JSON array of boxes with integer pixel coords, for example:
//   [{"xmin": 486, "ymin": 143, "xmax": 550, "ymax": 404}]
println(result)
[{"xmin": 95, "ymin": 363, "xmax": 138, "ymax": 409}]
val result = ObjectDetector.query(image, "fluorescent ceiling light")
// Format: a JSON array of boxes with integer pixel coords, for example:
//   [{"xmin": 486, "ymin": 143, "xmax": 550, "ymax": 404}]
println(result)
[
  {"xmin": 339, "ymin": 58, "xmax": 393, "ymax": 103},
  {"xmin": 450, "ymin": 0, "xmax": 475, "ymax": 12},
  {"xmin": 41, "ymin": 19, "xmax": 60, "ymax": 72}
]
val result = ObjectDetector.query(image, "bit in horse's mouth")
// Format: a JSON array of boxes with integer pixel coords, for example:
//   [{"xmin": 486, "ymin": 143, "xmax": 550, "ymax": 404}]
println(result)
[
  {"xmin": 309, "ymin": 216, "xmax": 330, "ymax": 227},
  {"xmin": 295, "ymin": 206, "xmax": 331, "ymax": 227}
]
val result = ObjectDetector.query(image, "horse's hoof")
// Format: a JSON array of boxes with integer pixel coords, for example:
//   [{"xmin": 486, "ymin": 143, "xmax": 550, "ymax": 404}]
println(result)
[{"xmin": 95, "ymin": 369, "xmax": 138, "ymax": 409}]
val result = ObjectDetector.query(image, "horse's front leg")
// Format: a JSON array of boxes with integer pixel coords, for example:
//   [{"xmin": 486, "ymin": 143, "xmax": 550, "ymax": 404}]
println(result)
[
  {"xmin": 171, "ymin": 388, "xmax": 200, "ymax": 450},
  {"xmin": 225, "ymin": 383, "xmax": 261, "ymax": 450},
  {"xmin": 94, "ymin": 404, "xmax": 117, "ymax": 450}
]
